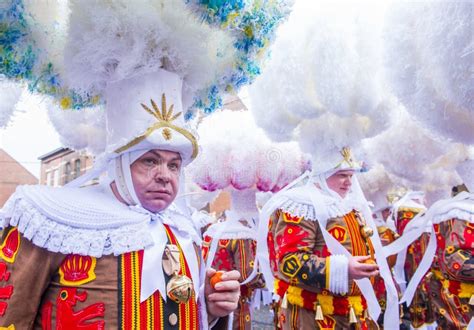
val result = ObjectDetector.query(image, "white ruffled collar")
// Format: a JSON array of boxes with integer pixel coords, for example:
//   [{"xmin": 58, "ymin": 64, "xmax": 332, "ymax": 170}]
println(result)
[
  {"xmin": 203, "ymin": 211, "xmax": 257, "ymax": 240},
  {"xmin": 429, "ymin": 192, "xmax": 474, "ymax": 224},
  {"xmin": 1, "ymin": 184, "xmax": 201, "ymax": 256},
  {"xmin": 277, "ymin": 184, "xmax": 363, "ymax": 222},
  {"xmin": 1, "ymin": 184, "xmax": 153, "ymax": 257}
]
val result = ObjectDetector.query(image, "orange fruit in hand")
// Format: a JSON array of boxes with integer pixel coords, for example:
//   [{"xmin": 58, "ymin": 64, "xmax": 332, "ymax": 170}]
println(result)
[
  {"xmin": 364, "ymin": 258, "xmax": 376, "ymax": 265},
  {"xmin": 210, "ymin": 271, "xmax": 224, "ymax": 289}
]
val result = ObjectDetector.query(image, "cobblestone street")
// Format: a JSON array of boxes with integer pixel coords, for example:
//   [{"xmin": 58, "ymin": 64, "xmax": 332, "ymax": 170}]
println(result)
[{"xmin": 252, "ymin": 305, "xmax": 274, "ymax": 329}]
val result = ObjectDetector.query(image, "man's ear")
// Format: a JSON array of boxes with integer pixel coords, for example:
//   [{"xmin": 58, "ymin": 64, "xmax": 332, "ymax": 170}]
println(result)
[{"xmin": 110, "ymin": 181, "xmax": 127, "ymax": 204}]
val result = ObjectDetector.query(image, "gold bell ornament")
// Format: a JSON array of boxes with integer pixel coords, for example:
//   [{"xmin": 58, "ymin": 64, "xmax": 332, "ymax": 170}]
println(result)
[
  {"xmin": 360, "ymin": 225, "xmax": 374, "ymax": 239},
  {"xmin": 166, "ymin": 270, "xmax": 194, "ymax": 304},
  {"xmin": 164, "ymin": 244, "xmax": 194, "ymax": 303},
  {"xmin": 281, "ymin": 293, "xmax": 288, "ymax": 309},
  {"xmin": 315, "ymin": 303, "xmax": 324, "ymax": 321},
  {"xmin": 349, "ymin": 305, "xmax": 357, "ymax": 324}
]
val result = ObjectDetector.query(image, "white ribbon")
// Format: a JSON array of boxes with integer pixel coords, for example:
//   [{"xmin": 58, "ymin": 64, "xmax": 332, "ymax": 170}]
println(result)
[
  {"xmin": 199, "ymin": 250, "xmax": 211, "ymax": 330},
  {"xmin": 382, "ymin": 215, "xmax": 427, "ymax": 258},
  {"xmin": 140, "ymin": 209, "xmax": 201, "ymax": 303},
  {"xmin": 227, "ymin": 312, "xmax": 234, "ymax": 330},
  {"xmin": 391, "ymin": 192, "xmax": 474, "ymax": 306},
  {"xmin": 141, "ymin": 218, "xmax": 169, "ymax": 302},
  {"xmin": 400, "ymin": 192, "xmax": 474, "ymax": 305},
  {"xmin": 389, "ymin": 191, "xmax": 426, "ymax": 231},
  {"xmin": 400, "ymin": 226, "xmax": 436, "ymax": 305},
  {"xmin": 392, "ymin": 213, "xmax": 431, "ymax": 292},
  {"xmin": 205, "ymin": 210, "xmax": 259, "ymax": 285}
]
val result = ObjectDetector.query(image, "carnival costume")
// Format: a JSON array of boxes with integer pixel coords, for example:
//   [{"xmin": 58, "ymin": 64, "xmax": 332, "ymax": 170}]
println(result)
[
  {"xmin": 257, "ymin": 148, "xmax": 399, "ymax": 329},
  {"xmin": 0, "ymin": 1, "xmax": 290, "ymax": 328},
  {"xmin": 384, "ymin": 159, "xmax": 474, "ymax": 329},
  {"xmin": 202, "ymin": 208, "xmax": 265, "ymax": 330},
  {"xmin": 0, "ymin": 68, "xmax": 208, "ymax": 329}
]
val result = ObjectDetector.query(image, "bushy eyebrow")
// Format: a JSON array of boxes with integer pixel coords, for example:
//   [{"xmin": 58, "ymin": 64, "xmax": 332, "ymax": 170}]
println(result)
[
  {"xmin": 338, "ymin": 172, "xmax": 353, "ymax": 177},
  {"xmin": 148, "ymin": 150, "xmax": 182, "ymax": 163}
]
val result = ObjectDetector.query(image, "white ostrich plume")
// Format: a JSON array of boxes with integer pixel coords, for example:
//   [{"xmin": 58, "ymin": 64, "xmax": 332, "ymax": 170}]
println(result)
[
  {"xmin": 188, "ymin": 110, "xmax": 310, "ymax": 192},
  {"xmin": 383, "ymin": 1, "xmax": 473, "ymax": 144},
  {"xmin": 248, "ymin": 0, "xmax": 393, "ymax": 167}
]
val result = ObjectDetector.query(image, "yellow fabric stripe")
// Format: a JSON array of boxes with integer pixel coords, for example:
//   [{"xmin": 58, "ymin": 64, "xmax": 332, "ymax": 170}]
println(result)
[
  {"xmin": 147, "ymin": 297, "xmax": 153, "ymax": 330},
  {"xmin": 344, "ymin": 212, "xmax": 364, "ymax": 256},
  {"xmin": 159, "ymin": 293, "xmax": 164, "ymax": 329},
  {"xmin": 180, "ymin": 252, "xmax": 189, "ymax": 329},
  {"xmin": 285, "ymin": 285, "xmax": 364, "ymax": 316},
  {"xmin": 120, "ymin": 255, "xmax": 126, "ymax": 326},
  {"xmin": 325, "ymin": 256, "xmax": 330, "ymax": 290},
  {"xmin": 344, "ymin": 212, "xmax": 369, "ymax": 294},
  {"xmin": 239, "ymin": 240, "xmax": 247, "ymax": 279},
  {"xmin": 291, "ymin": 302, "xmax": 299, "ymax": 328},
  {"xmin": 132, "ymin": 252, "xmax": 141, "ymax": 328},
  {"xmin": 185, "ymin": 298, "xmax": 191, "ymax": 330}
]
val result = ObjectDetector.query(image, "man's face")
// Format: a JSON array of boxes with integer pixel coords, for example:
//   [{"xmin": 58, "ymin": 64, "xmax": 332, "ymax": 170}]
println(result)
[
  {"xmin": 131, "ymin": 149, "xmax": 182, "ymax": 213},
  {"xmin": 326, "ymin": 170, "xmax": 354, "ymax": 198}
]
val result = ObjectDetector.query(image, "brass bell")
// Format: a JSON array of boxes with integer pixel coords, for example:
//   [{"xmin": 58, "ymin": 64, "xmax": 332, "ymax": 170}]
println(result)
[
  {"xmin": 360, "ymin": 225, "xmax": 373, "ymax": 238},
  {"xmin": 166, "ymin": 271, "xmax": 194, "ymax": 304}
]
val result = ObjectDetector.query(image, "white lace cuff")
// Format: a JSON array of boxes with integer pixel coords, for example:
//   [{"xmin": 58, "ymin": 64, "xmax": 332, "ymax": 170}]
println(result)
[{"xmin": 328, "ymin": 254, "xmax": 349, "ymax": 295}]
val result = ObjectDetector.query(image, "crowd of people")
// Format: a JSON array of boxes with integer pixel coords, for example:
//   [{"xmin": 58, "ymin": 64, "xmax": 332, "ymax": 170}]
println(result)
[
  {"xmin": 199, "ymin": 148, "xmax": 473, "ymax": 330},
  {"xmin": 0, "ymin": 0, "xmax": 472, "ymax": 329}
]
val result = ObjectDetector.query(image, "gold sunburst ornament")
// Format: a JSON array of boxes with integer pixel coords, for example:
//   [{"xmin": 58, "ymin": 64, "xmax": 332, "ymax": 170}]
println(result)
[
  {"xmin": 386, "ymin": 186, "xmax": 408, "ymax": 204},
  {"xmin": 141, "ymin": 94, "xmax": 182, "ymax": 141},
  {"xmin": 114, "ymin": 93, "xmax": 198, "ymax": 159},
  {"xmin": 335, "ymin": 147, "xmax": 362, "ymax": 170}
]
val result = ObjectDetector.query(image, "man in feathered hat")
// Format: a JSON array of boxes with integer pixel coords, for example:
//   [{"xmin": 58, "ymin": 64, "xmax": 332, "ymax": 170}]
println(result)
[
  {"xmin": 385, "ymin": 188, "xmax": 435, "ymax": 329},
  {"xmin": 0, "ymin": 69, "xmax": 240, "ymax": 329},
  {"xmin": 257, "ymin": 147, "xmax": 399, "ymax": 329},
  {"xmin": 397, "ymin": 158, "xmax": 474, "ymax": 329},
  {"xmin": 201, "ymin": 190, "xmax": 266, "ymax": 330}
]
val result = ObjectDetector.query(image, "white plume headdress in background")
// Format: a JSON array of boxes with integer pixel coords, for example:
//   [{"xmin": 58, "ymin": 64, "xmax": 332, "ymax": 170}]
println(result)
[
  {"xmin": 362, "ymin": 106, "xmax": 470, "ymax": 205},
  {"xmin": 248, "ymin": 1, "xmax": 393, "ymax": 173},
  {"xmin": 187, "ymin": 109, "xmax": 311, "ymax": 193},
  {"xmin": 383, "ymin": 1, "xmax": 474, "ymax": 144},
  {"xmin": 1, "ymin": 0, "xmax": 292, "ymax": 151},
  {"xmin": 455, "ymin": 147, "xmax": 474, "ymax": 193}
]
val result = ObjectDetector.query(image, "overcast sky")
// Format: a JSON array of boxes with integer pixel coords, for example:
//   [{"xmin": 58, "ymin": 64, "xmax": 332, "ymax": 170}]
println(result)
[{"xmin": 0, "ymin": 94, "xmax": 61, "ymax": 178}]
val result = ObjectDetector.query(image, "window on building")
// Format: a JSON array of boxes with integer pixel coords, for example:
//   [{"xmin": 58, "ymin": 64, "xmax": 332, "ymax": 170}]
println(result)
[
  {"xmin": 53, "ymin": 169, "xmax": 59, "ymax": 187},
  {"xmin": 65, "ymin": 162, "xmax": 71, "ymax": 184},
  {"xmin": 46, "ymin": 171, "xmax": 52, "ymax": 186},
  {"xmin": 74, "ymin": 159, "xmax": 81, "ymax": 178}
]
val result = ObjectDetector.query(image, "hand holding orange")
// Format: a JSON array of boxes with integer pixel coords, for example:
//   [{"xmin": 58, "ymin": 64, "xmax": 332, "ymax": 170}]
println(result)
[
  {"xmin": 364, "ymin": 258, "xmax": 376, "ymax": 265},
  {"xmin": 210, "ymin": 271, "xmax": 224, "ymax": 289}
]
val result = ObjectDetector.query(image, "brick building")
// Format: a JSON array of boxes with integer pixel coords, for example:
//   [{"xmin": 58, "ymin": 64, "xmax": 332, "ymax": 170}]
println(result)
[
  {"xmin": 0, "ymin": 149, "xmax": 38, "ymax": 207},
  {"xmin": 38, "ymin": 147, "xmax": 94, "ymax": 186}
]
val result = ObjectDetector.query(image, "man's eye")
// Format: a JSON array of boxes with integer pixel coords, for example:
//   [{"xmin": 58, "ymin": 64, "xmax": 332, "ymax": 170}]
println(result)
[
  {"xmin": 143, "ymin": 159, "xmax": 157, "ymax": 166},
  {"xmin": 169, "ymin": 163, "xmax": 179, "ymax": 171}
]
